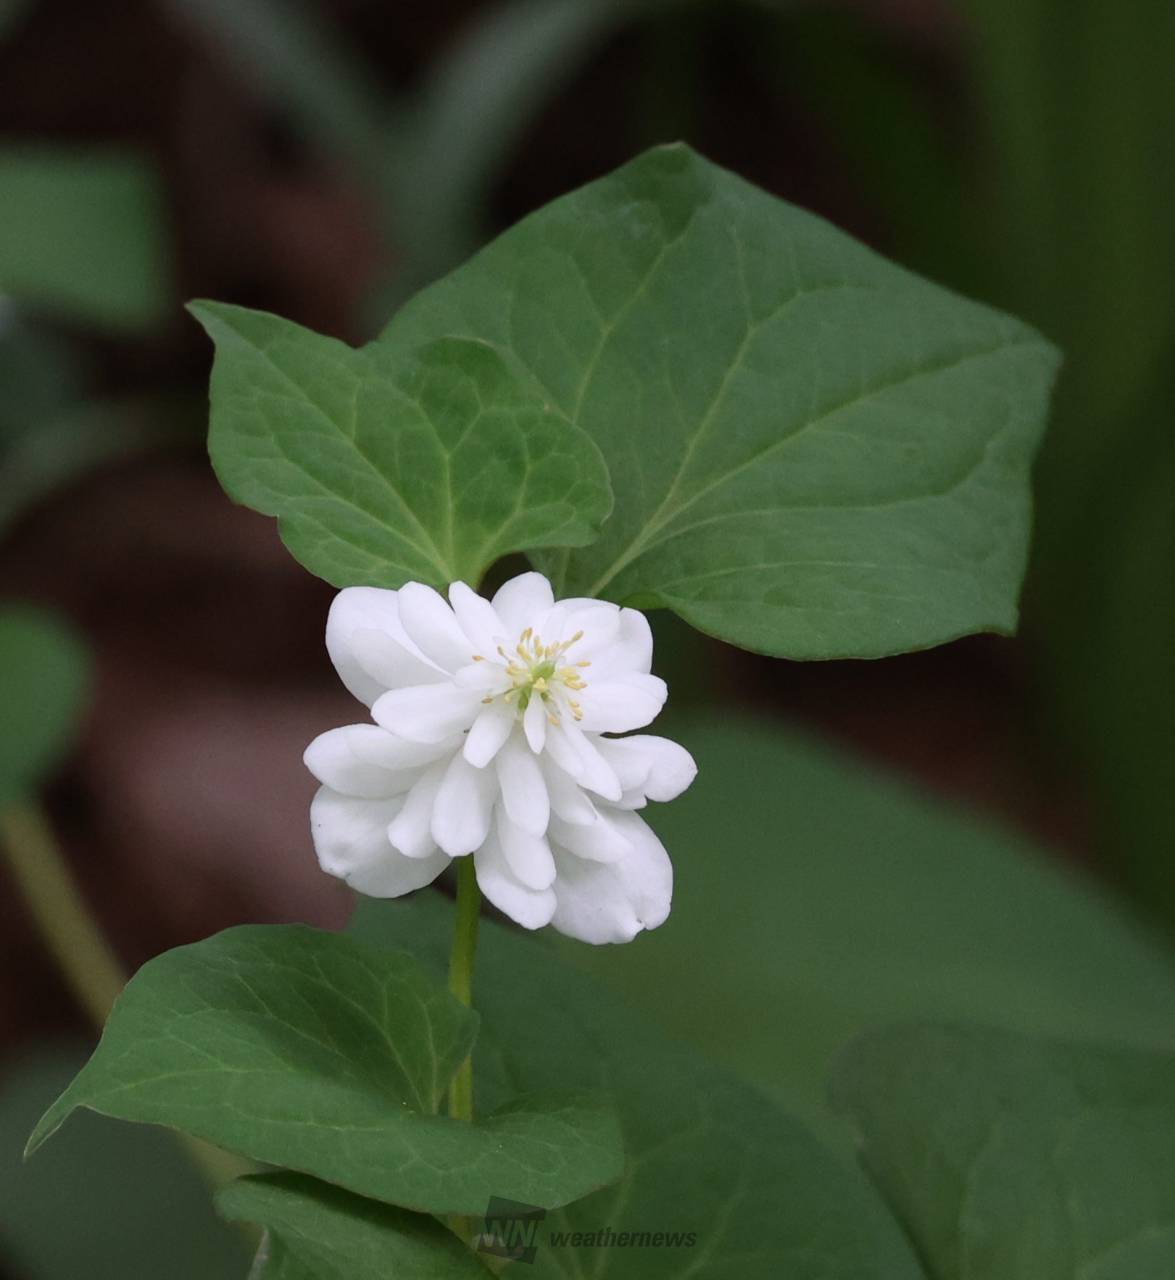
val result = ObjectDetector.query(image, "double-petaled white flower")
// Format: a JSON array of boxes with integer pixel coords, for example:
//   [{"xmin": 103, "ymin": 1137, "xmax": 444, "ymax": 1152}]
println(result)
[{"xmin": 304, "ymin": 571, "xmax": 696, "ymax": 943}]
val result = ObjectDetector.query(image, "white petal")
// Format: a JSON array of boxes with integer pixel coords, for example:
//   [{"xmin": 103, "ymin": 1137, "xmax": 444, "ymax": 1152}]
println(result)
[
  {"xmin": 474, "ymin": 831, "xmax": 556, "ymax": 930},
  {"xmin": 549, "ymin": 811, "xmax": 632, "ymax": 864},
  {"xmin": 523, "ymin": 695, "xmax": 547, "ymax": 753},
  {"xmin": 372, "ymin": 684, "xmax": 481, "ymax": 743},
  {"xmin": 310, "ymin": 786, "xmax": 448, "ymax": 897},
  {"xmin": 549, "ymin": 810, "xmax": 672, "ymax": 944},
  {"xmin": 558, "ymin": 720, "xmax": 623, "ymax": 802},
  {"xmin": 491, "ymin": 571, "xmax": 554, "ymax": 634},
  {"xmin": 556, "ymin": 603, "xmax": 620, "ymax": 656},
  {"xmin": 463, "ymin": 702, "xmax": 515, "ymax": 767},
  {"xmin": 396, "ymin": 582, "xmax": 477, "ymax": 672},
  {"xmin": 591, "ymin": 737, "xmax": 652, "ymax": 792},
  {"xmin": 590, "ymin": 608, "xmax": 654, "ymax": 678},
  {"xmin": 454, "ymin": 661, "xmax": 512, "ymax": 693},
  {"xmin": 542, "ymin": 718, "xmax": 586, "ymax": 780},
  {"xmin": 595, "ymin": 734, "xmax": 697, "ymax": 802},
  {"xmin": 541, "ymin": 757, "xmax": 599, "ymax": 825},
  {"xmin": 495, "ymin": 735, "xmax": 550, "ymax": 837},
  {"xmin": 388, "ymin": 762, "xmax": 446, "ymax": 858},
  {"xmin": 496, "ymin": 808, "xmax": 556, "ymax": 890},
  {"xmin": 448, "ymin": 581, "xmax": 507, "ymax": 655},
  {"xmin": 577, "ymin": 673, "xmax": 667, "ymax": 733},
  {"xmin": 304, "ymin": 724, "xmax": 452, "ymax": 799},
  {"xmin": 326, "ymin": 587, "xmax": 440, "ymax": 706},
  {"xmin": 432, "ymin": 750, "xmax": 497, "ymax": 855}
]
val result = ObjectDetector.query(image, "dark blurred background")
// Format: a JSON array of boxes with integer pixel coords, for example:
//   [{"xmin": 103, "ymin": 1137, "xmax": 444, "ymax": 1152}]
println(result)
[{"xmin": 1, "ymin": 0, "xmax": 1172, "ymax": 1273}]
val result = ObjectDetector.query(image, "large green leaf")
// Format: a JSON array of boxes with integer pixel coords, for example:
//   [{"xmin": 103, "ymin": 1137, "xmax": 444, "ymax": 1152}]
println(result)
[
  {"xmin": 833, "ymin": 1025, "xmax": 1175, "ymax": 1280},
  {"xmin": 221, "ymin": 1173, "xmax": 488, "ymax": 1279},
  {"xmin": 379, "ymin": 143, "xmax": 1059, "ymax": 659},
  {"xmin": 0, "ymin": 607, "xmax": 89, "ymax": 809},
  {"xmin": 560, "ymin": 715, "xmax": 1175, "ymax": 1147},
  {"xmin": 352, "ymin": 893, "xmax": 926, "ymax": 1279},
  {"xmin": 193, "ymin": 302, "xmax": 612, "ymax": 589},
  {"xmin": 29, "ymin": 925, "xmax": 622, "ymax": 1216},
  {"xmin": 0, "ymin": 1044, "xmax": 247, "ymax": 1280},
  {"xmin": 0, "ymin": 149, "xmax": 170, "ymax": 331}
]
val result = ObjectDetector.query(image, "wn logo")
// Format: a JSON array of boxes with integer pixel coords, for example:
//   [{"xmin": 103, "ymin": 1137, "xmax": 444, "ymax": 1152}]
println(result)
[{"xmin": 477, "ymin": 1196, "xmax": 547, "ymax": 1264}]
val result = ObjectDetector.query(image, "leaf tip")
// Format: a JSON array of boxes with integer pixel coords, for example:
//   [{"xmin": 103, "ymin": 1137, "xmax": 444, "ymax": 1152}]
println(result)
[{"xmin": 23, "ymin": 1099, "xmax": 70, "ymax": 1160}]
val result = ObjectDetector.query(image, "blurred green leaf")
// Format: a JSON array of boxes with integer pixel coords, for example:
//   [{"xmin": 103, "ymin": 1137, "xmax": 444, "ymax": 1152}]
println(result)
[
  {"xmin": 221, "ymin": 1173, "xmax": 489, "ymax": 1279},
  {"xmin": 0, "ymin": 149, "xmax": 170, "ymax": 331},
  {"xmin": 30, "ymin": 924, "xmax": 622, "ymax": 1215},
  {"xmin": 383, "ymin": 143, "xmax": 1059, "ymax": 658},
  {"xmin": 0, "ymin": 607, "xmax": 88, "ymax": 809},
  {"xmin": 0, "ymin": 318, "xmax": 86, "ymax": 432},
  {"xmin": 0, "ymin": 0, "xmax": 33, "ymax": 42},
  {"xmin": 0, "ymin": 1043, "xmax": 245, "ymax": 1279},
  {"xmin": 0, "ymin": 396, "xmax": 167, "ymax": 536},
  {"xmin": 381, "ymin": 0, "xmax": 648, "ymax": 298},
  {"xmin": 561, "ymin": 715, "xmax": 1175, "ymax": 1147},
  {"xmin": 161, "ymin": 0, "xmax": 388, "ymax": 176},
  {"xmin": 765, "ymin": 9, "xmax": 977, "ymax": 292},
  {"xmin": 193, "ymin": 301, "xmax": 612, "ymax": 589},
  {"xmin": 352, "ymin": 893, "xmax": 926, "ymax": 1279},
  {"xmin": 833, "ymin": 1025, "xmax": 1175, "ymax": 1280},
  {"xmin": 1072, "ymin": 413, "xmax": 1175, "ymax": 921},
  {"xmin": 962, "ymin": 0, "xmax": 1174, "ymax": 447},
  {"xmin": 954, "ymin": 1, "xmax": 1175, "ymax": 922}
]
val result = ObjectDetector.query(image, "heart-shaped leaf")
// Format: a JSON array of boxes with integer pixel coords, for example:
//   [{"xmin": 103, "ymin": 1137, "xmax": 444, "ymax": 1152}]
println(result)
[
  {"xmin": 192, "ymin": 302, "xmax": 612, "ymax": 590},
  {"xmin": 380, "ymin": 142, "xmax": 1060, "ymax": 658},
  {"xmin": 221, "ymin": 1173, "xmax": 488, "ymax": 1279},
  {"xmin": 563, "ymin": 714, "xmax": 1175, "ymax": 1148},
  {"xmin": 352, "ymin": 893, "xmax": 927, "ymax": 1279},
  {"xmin": 833, "ymin": 1025, "xmax": 1175, "ymax": 1280},
  {"xmin": 28, "ymin": 925, "xmax": 622, "ymax": 1215}
]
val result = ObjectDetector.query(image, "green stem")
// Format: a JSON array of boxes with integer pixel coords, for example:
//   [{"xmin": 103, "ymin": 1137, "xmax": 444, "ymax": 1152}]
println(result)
[
  {"xmin": 0, "ymin": 800, "xmax": 255, "ymax": 1213},
  {"xmin": 447, "ymin": 855, "xmax": 481, "ymax": 1123},
  {"xmin": 0, "ymin": 803, "xmax": 124, "ymax": 1028}
]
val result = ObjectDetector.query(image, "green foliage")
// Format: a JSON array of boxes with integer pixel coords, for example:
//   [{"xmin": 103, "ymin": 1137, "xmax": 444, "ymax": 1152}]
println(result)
[
  {"xmin": 0, "ymin": 149, "xmax": 170, "ymax": 331},
  {"xmin": 563, "ymin": 715, "xmax": 1175, "ymax": 1145},
  {"xmin": 834, "ymin": 1025, "xmax": 1175, "ymax": 1279},
  {"xmin": 0, "ymin": 1044, "xmax": 246, "ymax": 1278},
  {"xmin": 29, "ymin": 926, "xmax": 622, "ymax": 1215},
  {"xmin": 0, "ymin": 607, "xmax": 89, "ymax": 809},
  {"xmin": 381, "ymin": 144, "xmax": 1059, "ymax": 658},
  {"xmin": 795, "ymin": 1, "xmax": 1175, "ymax": 919},
  {"xmin": 193, "ymin": 302, "xmax": 612, "ymax": 590},
  {"xmin": 221, "ymin": 1174, "xmax": 489, "ymax": 1279},
  {"xmin": 955, "ymin": 0, "xmax": 1175, "ymax": 922},
  {"xmin": 351, "ymin": 892, "xmax": 926, "ymax": 1279},
  {"xmin": 201, "ymin": 146, "xmax": 1058, "ymax": 659}
]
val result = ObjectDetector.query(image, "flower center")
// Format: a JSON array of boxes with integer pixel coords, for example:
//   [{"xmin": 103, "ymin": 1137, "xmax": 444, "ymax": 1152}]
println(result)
[{"xmin": 484, "ymin": 627, "xmax": 590, "ymax": 722}]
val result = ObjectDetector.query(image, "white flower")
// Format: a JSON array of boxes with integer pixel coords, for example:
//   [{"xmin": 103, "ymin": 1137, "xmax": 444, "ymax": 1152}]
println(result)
[{"xmin": 304, "ymin": 571, "xmax": 696, "ymax": 943}]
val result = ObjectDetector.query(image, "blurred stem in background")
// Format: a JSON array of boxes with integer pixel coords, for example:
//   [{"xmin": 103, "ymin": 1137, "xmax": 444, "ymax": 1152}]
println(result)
[
  {"xmin": 0, "ymin": 801, "xmax": 255, "ymax": 1201},
  {"xmin": 0, "ymin": 804, "xmax": 124, "ymax": 1030}
]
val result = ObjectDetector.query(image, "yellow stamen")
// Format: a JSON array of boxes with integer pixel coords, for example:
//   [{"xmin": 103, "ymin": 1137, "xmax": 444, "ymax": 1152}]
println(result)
[{"xmin": 473, "ymin": 624, "xmax": 593, "ymax": 727}]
